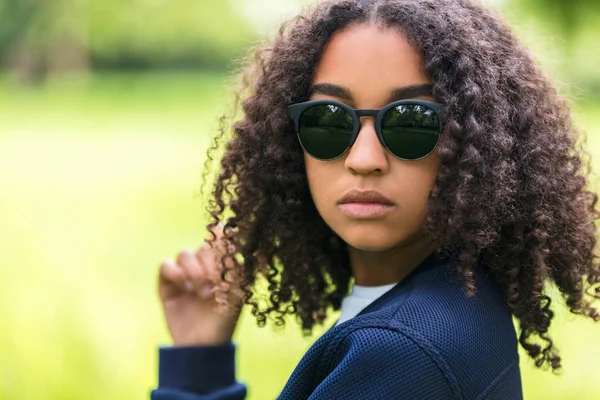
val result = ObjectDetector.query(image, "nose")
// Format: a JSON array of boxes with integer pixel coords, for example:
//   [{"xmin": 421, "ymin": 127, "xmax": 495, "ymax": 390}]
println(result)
[{"xmin": 344, "ymin": 117, "xmax": 389, "ymax": 175}]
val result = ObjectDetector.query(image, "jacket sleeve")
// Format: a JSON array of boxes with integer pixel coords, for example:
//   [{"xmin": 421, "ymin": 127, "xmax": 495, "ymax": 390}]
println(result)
[
  {"xmin": 305, "ymin": 327, "xmax": 461, "ymax": 400},
  {"xmin": 150, "ymin": 342, "xmax": 247, "ymax": 400}
]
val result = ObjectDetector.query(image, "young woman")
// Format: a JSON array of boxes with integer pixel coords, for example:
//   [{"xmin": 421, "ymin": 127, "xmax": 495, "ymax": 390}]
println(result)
[{"xmin": 151, "ymin": 0, "xmax": 600, "ymax": 399}]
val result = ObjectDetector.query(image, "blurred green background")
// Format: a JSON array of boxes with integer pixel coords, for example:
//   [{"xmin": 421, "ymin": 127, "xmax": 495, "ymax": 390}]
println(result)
[{"xmin": 1, "ymin": 0, "xmax": 599, "ymax": 399}]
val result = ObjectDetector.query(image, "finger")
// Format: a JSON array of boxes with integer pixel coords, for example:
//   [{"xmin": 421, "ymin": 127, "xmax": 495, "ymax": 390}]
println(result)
[
  {"xmin": 195, "ymin": 243, "xmax": 224, "ymax": 284},
  {"xmin": 196, "ymin": 240, "xmax": 244, "ymax": 309},
  {"xmin": 159, "ymin": 258, "xmax": 192, "ymax": 292},
  {"xmin": 178, "ymin": 248, "xmax": 214, "ymax": 298}
]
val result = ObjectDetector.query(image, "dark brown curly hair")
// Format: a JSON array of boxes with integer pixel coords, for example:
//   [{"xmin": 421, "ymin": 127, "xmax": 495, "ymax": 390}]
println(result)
[{"xmin": 199, "ymin": 0, "xmax": 600, "ymax": 372}]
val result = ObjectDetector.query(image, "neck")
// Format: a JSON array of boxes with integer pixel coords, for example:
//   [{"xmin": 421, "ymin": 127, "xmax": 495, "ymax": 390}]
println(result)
[{"xmin": 348, "ymin": 231, "xmax": 438, "ymax": 286}]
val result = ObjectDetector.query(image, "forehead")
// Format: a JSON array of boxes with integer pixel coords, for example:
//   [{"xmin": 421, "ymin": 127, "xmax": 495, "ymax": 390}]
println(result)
[{"xmin": 311, "ymin": 23, "xmax": 431, "ymax": 106}]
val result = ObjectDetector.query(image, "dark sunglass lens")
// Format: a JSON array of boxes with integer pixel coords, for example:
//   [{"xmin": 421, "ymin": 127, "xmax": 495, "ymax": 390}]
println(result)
[
  {"xmin": 381, "ymin": 104, "xmax": 441, "ymax": 160},
  {"xmin": 298, "ymin": 104, "xmax": 353, "ymax": 160}
]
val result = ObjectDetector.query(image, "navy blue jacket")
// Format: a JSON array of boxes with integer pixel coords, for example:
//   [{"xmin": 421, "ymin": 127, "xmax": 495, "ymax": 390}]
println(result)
[{"xmin": 151, "ymin": 252, "xmax": 523, "ymax": 399}]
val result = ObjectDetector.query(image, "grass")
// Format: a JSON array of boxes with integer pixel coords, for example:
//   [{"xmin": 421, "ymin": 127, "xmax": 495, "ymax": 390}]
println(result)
[{"xmin": 0, "ymin": 71, "xmax": 599, "ymax": 400}]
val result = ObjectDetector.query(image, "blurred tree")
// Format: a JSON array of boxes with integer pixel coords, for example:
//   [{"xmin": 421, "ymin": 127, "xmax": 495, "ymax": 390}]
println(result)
[
  {"xmin": 525, "ymin": 0, "xmax": 594, "ymax": 41},
  {"xmin": 0, "ymin": 0, "xmax": 88, "ymax": 83},
  {"xmin": 0, "ymin": 0, "xmax": 257, "ymax": 83},
  {"xmin": 0, "ymin": 0, "xmax": 41, "ymax": 82},
  {"xmin": 1, "ymin": 0, "xmax": 599, "ymax": 92},
  {"xmin": 0, "ymin": 0, "xmax": 36, "ymax": 57},
  {"xmin": 88, "ymin": 0, "xmax": 257, "ymax": 70},
  {"xmin": 504, "ymin": 0, "xmax": 600, "ymax": 95}
]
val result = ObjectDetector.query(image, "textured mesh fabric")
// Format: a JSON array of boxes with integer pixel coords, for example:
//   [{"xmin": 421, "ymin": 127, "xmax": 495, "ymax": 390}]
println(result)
[
  {"xmin": 388, "ymin": 260, "xmax": 521, "ymax": 399},
  {"xmin": 306, "ymin": 328, "xmax": 458, "ymax": 399},
  {"xmin": 278, "ymin": 253, "xmax": 523, "ymax": 399},
  {"xmin": 476, "ymin": 361, "xmax": 522, "ymax": 400}
]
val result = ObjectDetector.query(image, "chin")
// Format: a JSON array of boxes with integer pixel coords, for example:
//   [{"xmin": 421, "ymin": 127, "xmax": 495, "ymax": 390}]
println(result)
[
  {"xmin": 337, "ymin": 227, "xmax": 402, "ymax": 252},
  {"xmin": 346, "ymin": 242, "xmax": 394, "ymax": 252}
]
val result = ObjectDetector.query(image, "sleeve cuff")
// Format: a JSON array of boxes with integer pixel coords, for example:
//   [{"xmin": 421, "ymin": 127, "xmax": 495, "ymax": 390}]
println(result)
[{"xmin": 158, "ymin": 342, "xmax": 237, "ymax": 395}]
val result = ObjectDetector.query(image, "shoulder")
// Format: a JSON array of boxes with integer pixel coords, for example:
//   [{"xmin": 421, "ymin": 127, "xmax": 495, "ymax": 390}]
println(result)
[
  {"xmin": 331, "ymin": 258, "xmax": 519, "ymax": 364},
  {"xmin": 383, "ymin": 260, "xmax": 522, "ymax": 399},
  {"xmin": 394, "ymin": 259, "xmax": 518, "ymax": 354},
  {"xmin": 357, "ymin": 259, "xmax": 518, "ymax": 345},
  {"xmin": 310, "ymin": 326, "xmax": 463, "ymax": 400},
  {"xmin": 329, "ymin": 325, "xmax": 459, "ymax": 378}
]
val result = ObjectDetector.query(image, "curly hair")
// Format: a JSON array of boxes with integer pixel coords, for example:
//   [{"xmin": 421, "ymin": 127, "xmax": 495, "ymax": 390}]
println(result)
[{"xmin": 199, "ymin": 0, "xmax": 600, "ymax": 372}]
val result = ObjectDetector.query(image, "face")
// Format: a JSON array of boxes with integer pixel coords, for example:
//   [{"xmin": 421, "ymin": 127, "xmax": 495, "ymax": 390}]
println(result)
[{"xmin": 304, "ymin": 23, "xmax": 441, "ymax": 252}]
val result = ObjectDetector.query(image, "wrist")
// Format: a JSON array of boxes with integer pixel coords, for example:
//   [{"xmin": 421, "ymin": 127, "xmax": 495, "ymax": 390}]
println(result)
[
  {"xmin": 172, "ymin": 337, "xmax": 233, "ymax": 347},
  {"xmin": 172, "ymin": 324, "xmax": 236, "ymax": 347}
]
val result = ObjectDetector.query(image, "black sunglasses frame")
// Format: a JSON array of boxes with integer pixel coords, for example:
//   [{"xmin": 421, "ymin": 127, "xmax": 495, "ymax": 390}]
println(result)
[{"xmin": 287, "ymin": 98, "xmax": 446, "ymax": 161}]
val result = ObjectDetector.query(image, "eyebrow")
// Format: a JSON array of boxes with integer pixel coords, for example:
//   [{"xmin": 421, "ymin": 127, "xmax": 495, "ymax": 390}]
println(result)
[{"xmin": 308, "ymin": 83, "xmax": 434, "ymax": 103}]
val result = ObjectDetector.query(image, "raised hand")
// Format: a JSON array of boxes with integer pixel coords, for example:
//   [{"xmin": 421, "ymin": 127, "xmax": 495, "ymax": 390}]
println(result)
[{"xmin": 157, "ymin": 223, "xmax": 245, "ymax": 347}]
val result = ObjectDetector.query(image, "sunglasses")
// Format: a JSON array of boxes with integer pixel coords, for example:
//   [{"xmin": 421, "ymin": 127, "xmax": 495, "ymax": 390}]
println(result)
[{"xmin": 287, "ymin": 99, "xmax": 445, "ymax": 161}]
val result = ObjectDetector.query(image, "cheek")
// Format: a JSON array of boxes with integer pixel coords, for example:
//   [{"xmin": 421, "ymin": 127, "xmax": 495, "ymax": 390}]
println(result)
[
  {"xmin": 304, "ymin": 156, "xmax": 337, "ymax": 209},
  {"xmin": 397, "ymin": 162, "xmax": 438, "ymax": 218},
  {"xmin": 398, "ymin": 180, "xmax": 433, "ymax": 221}
]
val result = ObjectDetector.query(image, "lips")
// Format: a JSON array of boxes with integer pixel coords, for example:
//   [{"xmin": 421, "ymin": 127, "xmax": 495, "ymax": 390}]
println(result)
[
  {"xmin": 337, "ymin": 189, "xmax": 395, "ymax": 206},
  {"xmin": 337, "ymin": 190, "xmax": 396, "ymax": 219}
]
